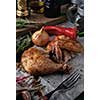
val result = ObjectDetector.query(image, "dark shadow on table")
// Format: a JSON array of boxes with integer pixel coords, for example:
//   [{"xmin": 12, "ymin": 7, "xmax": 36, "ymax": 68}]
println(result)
[{"xmin": 75, "ymin": 91, "xmax": 84, "ymax": 100}]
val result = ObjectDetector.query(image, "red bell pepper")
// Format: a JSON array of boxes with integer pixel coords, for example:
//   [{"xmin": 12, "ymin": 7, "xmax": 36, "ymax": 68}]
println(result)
[{"xmin": 43, "ymin": 26, "xmax": 77, "ymax": 39}]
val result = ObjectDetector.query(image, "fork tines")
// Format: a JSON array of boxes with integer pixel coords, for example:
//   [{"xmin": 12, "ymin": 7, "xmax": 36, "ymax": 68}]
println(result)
[{"xmin": 60, "ymin": 69, "xmax": 80, "ymax": 89}]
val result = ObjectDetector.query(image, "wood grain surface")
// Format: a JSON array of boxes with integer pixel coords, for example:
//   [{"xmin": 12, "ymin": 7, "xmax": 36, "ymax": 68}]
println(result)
[{"xmin": 16, "ymin": 13, "xmax": 67, "ymax": 38}]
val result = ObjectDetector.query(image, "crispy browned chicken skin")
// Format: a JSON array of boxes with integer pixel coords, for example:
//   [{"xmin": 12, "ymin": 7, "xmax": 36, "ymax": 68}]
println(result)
[
  {"xmin": 21, "ymin": 47, "xmax": 70, "ymax": 75},
  {"xmin": 46, "ymin": 35, "xmax": 84, "ymax": 63}
]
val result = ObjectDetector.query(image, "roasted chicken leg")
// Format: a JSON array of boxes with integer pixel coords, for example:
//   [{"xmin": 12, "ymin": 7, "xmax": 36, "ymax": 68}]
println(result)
[{"xmin": 21, "ymin": 47, "xmax": 71, "ymax": 75}]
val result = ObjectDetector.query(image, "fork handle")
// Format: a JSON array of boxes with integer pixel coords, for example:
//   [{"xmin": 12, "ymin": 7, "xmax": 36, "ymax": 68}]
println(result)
[{"xmin": 38, "ymin": 89, "xmax": 57, "ymax": 100}]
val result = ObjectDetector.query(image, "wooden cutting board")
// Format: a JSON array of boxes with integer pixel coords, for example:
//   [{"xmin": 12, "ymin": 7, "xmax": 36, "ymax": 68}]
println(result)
[{"xmin": 16, "ymin": 13, "xmax": 67, "ymax": 38}]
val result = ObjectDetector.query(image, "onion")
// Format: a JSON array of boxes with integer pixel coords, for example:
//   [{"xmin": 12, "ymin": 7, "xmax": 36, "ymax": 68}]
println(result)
[{"xmin": 32, "ymin": 27, "xmax": 49, "ymax": 46}]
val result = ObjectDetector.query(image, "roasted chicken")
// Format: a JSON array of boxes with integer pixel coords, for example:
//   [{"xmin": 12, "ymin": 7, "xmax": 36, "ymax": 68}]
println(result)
[
  {"xmin": 46, "ymin": 35, "xmax": 84, "ymax": 63},
  {"xmin": 21, "ymin": 47, "xmax": 71, "ymax": 75}
]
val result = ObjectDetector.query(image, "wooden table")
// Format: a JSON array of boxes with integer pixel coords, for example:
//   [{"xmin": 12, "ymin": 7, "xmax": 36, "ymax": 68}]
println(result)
[{"xmin": 16, "ymin": 13, "xmax": 67, "ymax": 38}]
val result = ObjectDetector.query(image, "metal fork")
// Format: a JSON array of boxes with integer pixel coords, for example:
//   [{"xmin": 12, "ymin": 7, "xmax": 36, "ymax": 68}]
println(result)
[{"xmin": 45, "ymin": 70, "xmax": 80, "ymax": 99}]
